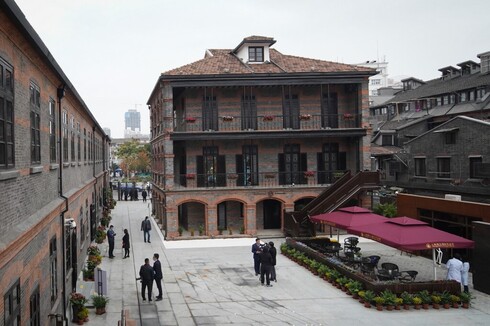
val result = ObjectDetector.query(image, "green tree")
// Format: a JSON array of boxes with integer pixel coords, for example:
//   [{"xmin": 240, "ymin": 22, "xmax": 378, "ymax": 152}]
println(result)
[
  {"xmin": 116, "ymin": 140, "xmax": 151, "ymax": 176},
  {"xmin": 373, "ymin": 202, "xmax": 397, "ymax": 217}
]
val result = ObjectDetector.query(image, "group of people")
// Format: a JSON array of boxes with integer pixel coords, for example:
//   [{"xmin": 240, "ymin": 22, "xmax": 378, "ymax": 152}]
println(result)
[
  {"xmin": 138, "ymin": 253, "xmax": 164, "ymax": 301},
  {"xmin": 446, "ymin": 253, "xmax": 470, "ymax": 293},
  {"xmin": 251, "ymin": 238, "xmax": 277, "ymax": 287},
  {"xmin": 106, "ymin": 225, "xmax": 133, "ymax": 259}
]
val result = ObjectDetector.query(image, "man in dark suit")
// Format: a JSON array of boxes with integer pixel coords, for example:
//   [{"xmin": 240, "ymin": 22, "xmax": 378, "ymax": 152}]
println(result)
[
  {"xmin": 139, "ymin": 258, "xmax": 154, "ymax": 301},
  {"xmin": 153, "ymin": 253, "xmax": 163, "ymax": 301},
  {"xmin": 251, "ymin": 238, "xmax": 263, "ymax": 276}
]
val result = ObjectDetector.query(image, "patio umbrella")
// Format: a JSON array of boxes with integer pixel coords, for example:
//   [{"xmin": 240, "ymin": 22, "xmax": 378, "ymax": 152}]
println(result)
[
  {"xmin": 347, "ymin": 216, "xmax": 475, "ymax": 279},
  {"xmin": 309, "ymin": 206, "xmax": 387, "ymax": 240}
]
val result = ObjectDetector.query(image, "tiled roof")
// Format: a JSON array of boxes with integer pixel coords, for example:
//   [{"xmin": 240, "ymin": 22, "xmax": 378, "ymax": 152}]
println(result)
[
  {"xmin": 388, "ymin": 73, "xmax": 490, "ymax": 103},
  {"xmin": 162, "ymin": 48, "xmax": 374, "ymax": 76}
]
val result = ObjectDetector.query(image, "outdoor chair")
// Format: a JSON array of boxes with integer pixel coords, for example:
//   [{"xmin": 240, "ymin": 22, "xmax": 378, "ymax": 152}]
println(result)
[
  {"xmin": 344, "ymin": 236, "xmax": 359, "ymax": 248},
  {"xmin": 398, "ymin": 270, "xmax": 418, "ymax": 282},
  {"xmin": 324, "ymin": 242, "xmax": 341, "ymax": 256}
]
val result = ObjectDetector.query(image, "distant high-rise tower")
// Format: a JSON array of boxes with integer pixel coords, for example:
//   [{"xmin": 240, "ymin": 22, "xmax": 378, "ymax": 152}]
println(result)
[
  {"xmin": 125, "ymin": 109, "xmax": 141, "ymax": 132},
  {"xmin": 103, "ymin": 127, "xmax": 111, "ymax": 137}
]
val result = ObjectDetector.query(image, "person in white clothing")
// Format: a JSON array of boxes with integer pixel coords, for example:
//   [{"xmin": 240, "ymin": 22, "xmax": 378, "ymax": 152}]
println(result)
[
  {"xmin": 461, "ymin": 256, "xmax": 470, "ymax": 293},
  {"xmin": 446, "ymin": 253, "xmax": 463, "ymax": 283}
]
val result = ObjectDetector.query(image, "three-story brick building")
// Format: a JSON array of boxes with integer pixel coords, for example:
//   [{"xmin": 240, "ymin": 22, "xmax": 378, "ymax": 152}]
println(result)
[
  {"xmin": 148, "ymin": 36, "xmax": 375, "ymax": 239},
  {"xmin": 0, "ymin": 1, "xmax": 110, "ymax": 324}
]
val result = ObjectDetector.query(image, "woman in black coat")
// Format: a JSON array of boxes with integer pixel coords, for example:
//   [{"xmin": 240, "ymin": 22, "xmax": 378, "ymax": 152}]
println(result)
[
  {"xmin": 259, "ymin": 246, "xmax": 273, "ymax": 287},
  {"xmin": 269, "ymin": 241, "xmax": 277, "ymax": 282},
  {"xmin": 122, "ymin": 229, "xmax": 130, "ymax": 258}
]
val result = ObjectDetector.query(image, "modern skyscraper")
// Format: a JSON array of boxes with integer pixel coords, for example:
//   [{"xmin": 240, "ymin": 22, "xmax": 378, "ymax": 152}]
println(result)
[{"xmin": 125, "ymin": 109, "xmax": 141, "ymax": 131}]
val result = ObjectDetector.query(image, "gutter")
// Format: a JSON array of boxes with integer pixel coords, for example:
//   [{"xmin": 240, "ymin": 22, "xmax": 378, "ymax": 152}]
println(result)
[{"xmin": 57, "ymin": 85, "xmax": 69, "ymax": 325}]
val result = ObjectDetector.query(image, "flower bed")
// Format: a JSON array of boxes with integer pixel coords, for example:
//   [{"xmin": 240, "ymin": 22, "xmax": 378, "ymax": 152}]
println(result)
[{"xmin": 281, "ymin": 238, "xmax": 468, "ymax": 311}]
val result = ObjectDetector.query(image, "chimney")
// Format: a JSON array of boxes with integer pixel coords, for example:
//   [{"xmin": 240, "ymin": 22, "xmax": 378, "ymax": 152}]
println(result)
[{"xmin": 477, "ymin": 51, "xmax": 490, "ymax": 74}]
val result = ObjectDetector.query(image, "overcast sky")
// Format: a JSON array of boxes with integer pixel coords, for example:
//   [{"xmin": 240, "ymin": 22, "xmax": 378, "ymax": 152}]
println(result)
[{"xmin": 14, "ymin": 0, "xmax": 490, "ymax": 138}]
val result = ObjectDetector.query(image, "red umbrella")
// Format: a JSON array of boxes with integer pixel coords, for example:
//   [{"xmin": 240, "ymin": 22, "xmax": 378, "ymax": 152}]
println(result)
[{"xmin": 310, "ymin": 206, "xmax": 387, "ymax": 229}]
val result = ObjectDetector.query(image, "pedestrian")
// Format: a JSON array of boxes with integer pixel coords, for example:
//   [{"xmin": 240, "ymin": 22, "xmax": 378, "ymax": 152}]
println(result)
[
  {"xmin": 251, "ymin": 238, "xmax": 263, "ymax": 276},
  {"xmin": 461, "ymin": 256, "xmax": 470, "ymax": 293},
  {"xmin": 259, "ymin": 246, "xmax": 273, "ymax": 287},
  {"xmin": 153, "ymin": 253, "xmax": 163, "ymax": 301},
  {"xmin": 106, "ymin": 225, "xmax": 116, "ymax": 258},
  {"xmin": 124, "ymin": 189, "xmax": 128, "ymax": 201},
  {"xmin": 269, "ymin": 241, "xmax": 277, "ymax": 282},
  {"xmin": 446, "ymin": 253, "xmax": 463, "ymax": 283},
  {"xmin": 139, "ymin": 258, "xmax": 154, "ymax": 301},
  {"xmin": 141, "ymin": 216, "xmax": 152, "ymax": 243},
  {"xmin": 142, "ymin": 189, "xmax": 147, "ymax": 202},
  {"xmin": 122, "ymin": 229, "xmax": 130, "ymax": 258}
]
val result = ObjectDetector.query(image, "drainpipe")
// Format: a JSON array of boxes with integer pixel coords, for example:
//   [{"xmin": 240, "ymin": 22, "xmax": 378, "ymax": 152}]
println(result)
[
  {"xmin": 57, "ymin": 85, "xmax": 69, "ymax": 325},
  {"xmin": 93, "ymin": 126, "xmax": 98, "ymax": 220}
]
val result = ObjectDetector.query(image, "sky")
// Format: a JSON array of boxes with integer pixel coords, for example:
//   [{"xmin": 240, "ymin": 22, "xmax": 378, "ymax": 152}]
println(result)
[{"xmin": 13, "ymin": 0, "xmax": 490, "ymax": 138}]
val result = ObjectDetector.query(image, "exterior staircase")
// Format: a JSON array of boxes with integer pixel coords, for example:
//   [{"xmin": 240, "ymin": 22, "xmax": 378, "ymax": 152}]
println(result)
[{"xmin": 283, "ymin": 171, "xmax": 380, "ymax": 237}]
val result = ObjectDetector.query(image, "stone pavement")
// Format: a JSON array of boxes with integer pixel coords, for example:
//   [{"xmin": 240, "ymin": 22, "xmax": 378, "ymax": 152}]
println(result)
[{"xmin": 76, "ymin": 199, "xmax": 490, "ymax": 325}]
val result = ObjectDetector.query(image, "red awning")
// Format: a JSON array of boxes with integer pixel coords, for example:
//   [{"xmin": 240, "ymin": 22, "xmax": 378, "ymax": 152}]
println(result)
[
  {"xmin": 348, "ymin": 217, "xmax": 474, "ymax": 251},
  {"xmin": 310, "ymin": 206, "xmax": 388, "ymax": 229}
]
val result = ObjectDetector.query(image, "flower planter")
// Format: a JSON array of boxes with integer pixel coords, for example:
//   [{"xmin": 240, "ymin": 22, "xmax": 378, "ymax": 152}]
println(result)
[
  {"xmin": 452, "ymin": 303, "xmax": 459, "ymax": 308},
  {"xmin": 422, "ymin": 303, "xmax": 429, "ymax": 310},
  {"xmin": 395, "ymin": 305, "xmax": 401, "ymax": 311},
  {"xmin": 443, "ymin": 303, "xmax": 451, "ymax": 309},
  {"xmin": 96, "ymin": 307, "xmax": 106, "ymax": 315},
  {"xmin": 414, "ymin": 304, "xmax": 421, "ymax": 310},
  {"xmin": 462, "ymin": 303, "xmax": 469, "ymax": 309},
  {"xmin": 386, "ymin": 305, "xmax": 394, "ymax": 311},
  {"xmin": 364, "ymin": 302, "xmax": 371, "ymax": 308},
  {"xmin": 403, "ymin": 304, "xmax": 410, "ymax": 310},
  {"xmin": 376, "ymin": 305, "xmax": 383, "ymax": 311}
]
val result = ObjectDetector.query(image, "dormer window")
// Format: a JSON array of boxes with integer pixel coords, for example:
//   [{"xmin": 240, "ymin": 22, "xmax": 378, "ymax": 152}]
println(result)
[{"xmin": 248, "ymin": 47, "xmax": 264, "ymax": 62}]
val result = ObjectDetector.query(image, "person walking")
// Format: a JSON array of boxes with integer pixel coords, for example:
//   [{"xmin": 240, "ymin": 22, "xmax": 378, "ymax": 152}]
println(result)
[
  {"xmin": 461, "ymin": 256, "xmax": 470, "ymax": 293},
  {"xmin": 259, "ymin": 246, "xmax": 273, "ymax": 287},
  {"xmin": 142, "ymin": 189, "xmax": 147, "ymax": 202},
  {"xmin": 139, "ymin": 258, "xmax": 154, "ymax": 301},
  {"xmin": 122, "ymin": 229, "xmax": 130, "ymax": 258},
  {"xmin": 141, "ymin": 216, "xmax": 152, "ymax": 243},
  {"xmin": 446, "ymin": 253, "xmax": 463, "ymax": 283},
  {"xmin": 153, "ymin": 253, "xmax": 163, "ymax": 301},
  {"xmin": 106, "ymin": 225, "xmax": 116, "ymax": 258},
  {"xmin": 251, "ymin": 238, "xmax": 263, "ymax": 276},
  {"xmin": 269, "ymin": 241, "xmax": 277, "ymax": 282}
]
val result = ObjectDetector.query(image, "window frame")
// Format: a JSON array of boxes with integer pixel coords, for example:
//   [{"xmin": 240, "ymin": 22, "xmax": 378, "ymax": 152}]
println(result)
[
  {"xmin": 414, "ymin": 157, "xmax": 427, "ymax": 177},
  {"xmin": 4, "ymin": 279, "xmax": 21, "ymax": 326},
  {"xmin": 248, "ymin": 46, "xmax": 264, "ymax": 62},
  {"xmin": 469, "ymin": 156, "xmax": 483, "ymax": 179},
  {"xmin": 0, "ymin": 57, "xmax": 15, "ymax": 169},
  {"xmin": 62, "ymin": 110, "xmax": 68, "ymax": 161},
  {"xmin": 49, "ymin": 237, "xmax": 58, "ymax": 304},
  {"xmin": 29, "ymin": 286, "xmax": 40, "ymax": 326},
  {"xmin": 49, "ymin": 99, "xmax": 57, "ymax": 163},
  {"xmin": 436, "ymin": 157, "xmax": 451, "ymax": 179},
  {"xmin": 30, "ymin": 81, "xmax": 41, "ymax": 164}
]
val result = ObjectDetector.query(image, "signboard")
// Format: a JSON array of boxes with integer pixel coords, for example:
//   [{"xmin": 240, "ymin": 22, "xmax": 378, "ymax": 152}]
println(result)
[{"xmin": 94, "ymin": 268, "xmax": 107, "ymax": 296}]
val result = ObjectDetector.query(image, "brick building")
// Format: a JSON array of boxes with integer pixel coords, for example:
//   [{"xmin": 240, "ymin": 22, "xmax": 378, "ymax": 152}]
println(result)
[
  {"xmin": 0, "ymin": 1, "xmax": 110, "ymax": 325},
  {"xmin": 147, "ymin": 36, "xmax": 376, "ymax": 239}
]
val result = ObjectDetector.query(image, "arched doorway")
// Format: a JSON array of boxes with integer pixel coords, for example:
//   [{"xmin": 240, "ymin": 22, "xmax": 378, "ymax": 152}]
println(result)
[
  {"xmin": 294, "ymin": 197, "xmax": 314, "ymax": 211},
  {"xmin": 260, "ymin": 199, "xmax": 282, "ymax": 229},
  {"xmin": 178, "ymin": 202, "xmax": 206, "ymax": 233},
  {"xmin": 217, "ymin": 200, "xmax": 244, "ymax": 233}
]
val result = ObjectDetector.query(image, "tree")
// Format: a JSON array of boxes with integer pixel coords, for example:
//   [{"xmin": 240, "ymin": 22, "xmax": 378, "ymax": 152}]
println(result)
[
  {"xmin": 373, "ymin": 202, "xmax": 397, "ymax": 217},
  {"xmin": 115, "ymin": 139, "xmax": 151, "ymax": 177}
]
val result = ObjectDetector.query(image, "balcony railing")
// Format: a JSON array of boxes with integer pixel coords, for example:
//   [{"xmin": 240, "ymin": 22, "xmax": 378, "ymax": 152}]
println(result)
[
  {"xmin": 176, "ymin": 113, "xmax": 360, "ymax": 132},
  {"xmin": 174, "ymin": 171, "xmax": 346, "ymax": 189}
]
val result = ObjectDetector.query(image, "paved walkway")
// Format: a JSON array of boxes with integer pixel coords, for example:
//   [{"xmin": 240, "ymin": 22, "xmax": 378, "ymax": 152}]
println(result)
[{"xmin": 76, "ymin": 199, "xmax": 490, "ymax": 325}]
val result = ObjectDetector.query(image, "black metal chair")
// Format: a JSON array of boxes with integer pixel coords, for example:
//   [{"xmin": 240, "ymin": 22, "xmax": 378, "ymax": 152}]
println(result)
[
  {"xmin": 378, "ymin": 262, "xmax": 400, "ymax": 280},
  {"xmin": 324, "ymin": 242, "xmax": 342, "ymax": 256},
  {"xmin": 398, "ymin": 270, "xmax": 418, "ymax": 282},
  {"xmin": 344, "ymin": 237, "xmax": 359, "ymax": 248},
  {"xmin": 361, "ymin": 255, "xmax": 381, "ymax": 276}
]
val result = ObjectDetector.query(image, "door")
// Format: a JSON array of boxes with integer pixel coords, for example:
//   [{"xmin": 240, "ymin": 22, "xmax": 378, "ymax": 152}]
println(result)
[
  {"xmin": 241, "ymin": 95, "xmax": 257, "ymax": 130},
  {"xmin": 283, "ymin": 94, "xmax": 300, "ymax": 129},
  {"xmin": 237, "ymin": 145, "xmax": 258, "ymax": 186},
  {"xmin": 263, "ymin": 200, "xmax": 282, "ymax": 229},
  {"xmin": 202, "ymin": 95, "xmax": 218, "ymax": 131},
  {"xmin": 279, "ymin": 144, "xmax": 306, "ymax": 185},
  {"xmin": 322, "ymin": 92, "xmax": 338, "ymax": 128}
]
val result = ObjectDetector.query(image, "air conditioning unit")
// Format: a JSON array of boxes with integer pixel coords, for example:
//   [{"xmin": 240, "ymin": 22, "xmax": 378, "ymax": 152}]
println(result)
[{"xmin": 445, "ymin": 194, "xmax": 461, "ymax": 201}]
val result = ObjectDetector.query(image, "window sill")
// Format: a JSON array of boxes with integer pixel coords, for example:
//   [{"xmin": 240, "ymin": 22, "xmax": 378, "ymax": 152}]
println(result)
[
  {"xmin": 0, "ymin": 169, "xmax": 20, "ymax": 181},
  {"xmin": 71, "ymin": 162, "xmax": 76, "ymax": 167},
  {"xmin": 30, "ymin": 166, "xmax": 43, "ymax": 174},
  {"xmin": 78, "ymin": 162, "xmax": 82, "ymax": 166},
  {"xmin": 49, "ymin": 163, "xmax": 59, "ymax": 170},
  {"xmin": 63, "ymin": 163, "xmax": 70, "ymax": 167}
]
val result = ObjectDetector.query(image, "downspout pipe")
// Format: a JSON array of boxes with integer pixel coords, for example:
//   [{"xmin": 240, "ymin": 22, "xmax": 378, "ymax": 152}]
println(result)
[
  {"xmin": 93, "ymin": 126, "xmax": 98, "ymax": 217},
  {"xmin": 57, "ymin": 85, "xmax": 69, "ymax": 325}
]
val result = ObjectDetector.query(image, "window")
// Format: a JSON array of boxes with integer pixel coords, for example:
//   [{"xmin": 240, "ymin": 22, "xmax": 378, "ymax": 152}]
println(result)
[
  {"xmin": 4, "ymin": 280, "xmax": 20, "ymax": 326},
  {"xmin": 196, "ymin": 146, "xmax": 225, "ymax": 187},
  {"xmin": 62, "ymin": 110, "xmax": 68, "ymax": 161},
  {"xmin": 30, "ymin": 82, "xmax": 41, "ymax": 164},
  {"xmin": 460, "ymin": 92, "xmax": 467, "ymax": 102},
  {"xmin": 414, "ymin": 158, "xmax": 426, "ymax": 176},
  {"xmin": 77, "ymin": 122, "xmax": 81, "ymax": 162},
  {"xmin": 437, "ymin": 97, "xmax": 442, "ymax": 106},
  {"xmin": 79, "ymin": 207, "xmax": 85, "ymax": 242},
  {"xmin": 481, "ymin": 54, "xmax": 490, "ymax": 74},
  {"xmin": 470, "ymin": 157, "xmax": 482, "ymax": 179},
  {"xmin": 445, "ymin": 131, "xmax": 456, "ymax": 144},
  {"xmin": 49, "ymin": 237, "xmax": 58, "ymax": 304},
  {"xmin": 241, "ymin": 94, "xmax": 257, "ymax": 130},
  {"xmin": 49, "ymin": 100, "xmax": 56, "ymax": 162},
  {"xmin": 236, "ymin": 145, "xmax": 258, "ymax": 186},
  {"xmin": 70, "ymin": 116, "xmax": 75, "ymax": 161},
  {"xmin": 202, "ymin": 94, "xmax": 218, "ymax": 131},
  {"xmin": 477, "ymin": 88, "xmax": 486, "ymax": 99},
  {"xmin": 469, "ymin": 90, "xmax": 475, "ymax": 101},
  {"xmin": 65, "ymin": 226, "xmax": 71, "ymax": 272},
  {"xmin": 83, "ymin": 129, "xmax": 87, "ymax": 161},
  {"xmin": 279, "ymin": 144, "xmax": 307, "ymax": 185},
  {"xmin": 443, "ymin": 95, "xmax": 449, "ymax": 105},
  {"xmin": 248, "ymin": 46, "xmax": 264, "ymax": 62},
  {"xmin": 0, "ymin": 57, "xmax": 14, "ymax": 169},
  {"xmin": 381, "ymin": 135, "xmax": 394, "ymax": 146},
  {"xmin": 370, "ymin": 79, "xmax": 381, "ymax": 85},
  {"xmin": 30, "ymin": 286, "xmax": 40, "ymax": 326},
  {"xmin": 283, "ymin": 93, "xmax": 300, "ymax": 129},
  {"xmin": 437, "ymin": 157, "xmax": 451, "ymax": 178}
]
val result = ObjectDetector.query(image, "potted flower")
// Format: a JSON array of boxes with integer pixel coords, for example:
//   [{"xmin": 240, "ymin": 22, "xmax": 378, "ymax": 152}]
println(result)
[
  {"xmin": 239, "ymin": 225, "xmax": 245, "ymax": 234},
  {"xmin": 228, "ymin": 227, "xmax": 233, "ymax": 235},
  {"xmin": 82, "ymin": 268, "xmax": 94, "ymax": 281},
  {"xmin": 343, "ymin": 113, "xmax": 354, "ymax": 120},
  {"xmin": 460, "ymin": 292, "xmax": 472, "ymax": 309},
  {"xmin": 264, "ymin": 173, "xmax": 276, "ymax": 179},
  {"xmin": 185, "ymin": 117, "xmax": 196, "ymax": 123},
  {"xmin": 263, "ymin": 115, "xmax": 274, "ymax": 121},
  {"xmin": 440, "ymin": 291, "xmax": 451, "ymax": 309},
  {"xmin": 76, "ymin": 306, "xmax": 89, "ymax": 324},
  {"xmin": 357, "ymin": 290, "xmax": 366, "ymax": 303},
  {"xmin": 70, "ymin": 292, "xmax": 87, "ymax": 323},
  {"xmin": 299, "ymin": 114, "xmax": 312, "ymax": 120},
  {"xmin": 87, "ymin": 245, "xmax": 101, "ymax": 256},
  {"xmin": 417, "ymin": 290, "xmax": 431, "ymax": 309},
  {"xmin": 381, "ymin": 290, "xmax": 397, "ymax": 311},
  {"xmin": 198, "ymin": 224, "xmax": 205, "ymax": 236},
  {"xmin": 189, "ymin": 228, "xmax": 195, "ymax": 236},
  {"xmin": 412, "ymin": 296, "xmax": 422, "ymax": 310},
  {"xmin": 450, "ymin": 294, "xmax": 461, "ymax": 308},
  {"xmin": 91, "ymin": 294, "xmax": 109, "ymax": 315},
  {"xmin": 363, "ymin": 290, "xmax": 375, "ymax": 308},
  {"xmin": 394, "ymin": 297, "xmax": 403, "ymax": 310},
  {"xmin": 222, "ymin": 115, "xmax": 234, "ymax": 122},
  {"xmin": 178, "ymin": 226, "xmax": 184, "ymax": 236},
  {"xmin": 400, "ymin": 291, "xmax": 412, "ymax": 310},
  {"xmin": 185, "ymin": 173, "xmax": 196, "ymax": 180},
  {"xmin": 431, "ymin": 293, "xmax": 441, "ymax": 309},
  {"xmin": 373, "ymin": 296, "xmax": 385, "ymax": 311},
  {"xmin": 303, "ymin": 171, "xmax": 315, "ymax": 178}
]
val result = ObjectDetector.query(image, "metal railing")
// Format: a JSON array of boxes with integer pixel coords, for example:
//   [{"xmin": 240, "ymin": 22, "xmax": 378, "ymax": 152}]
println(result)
[{"xmin": 175, "ymin": 113, "xmax": 360, "ymax": 132}]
